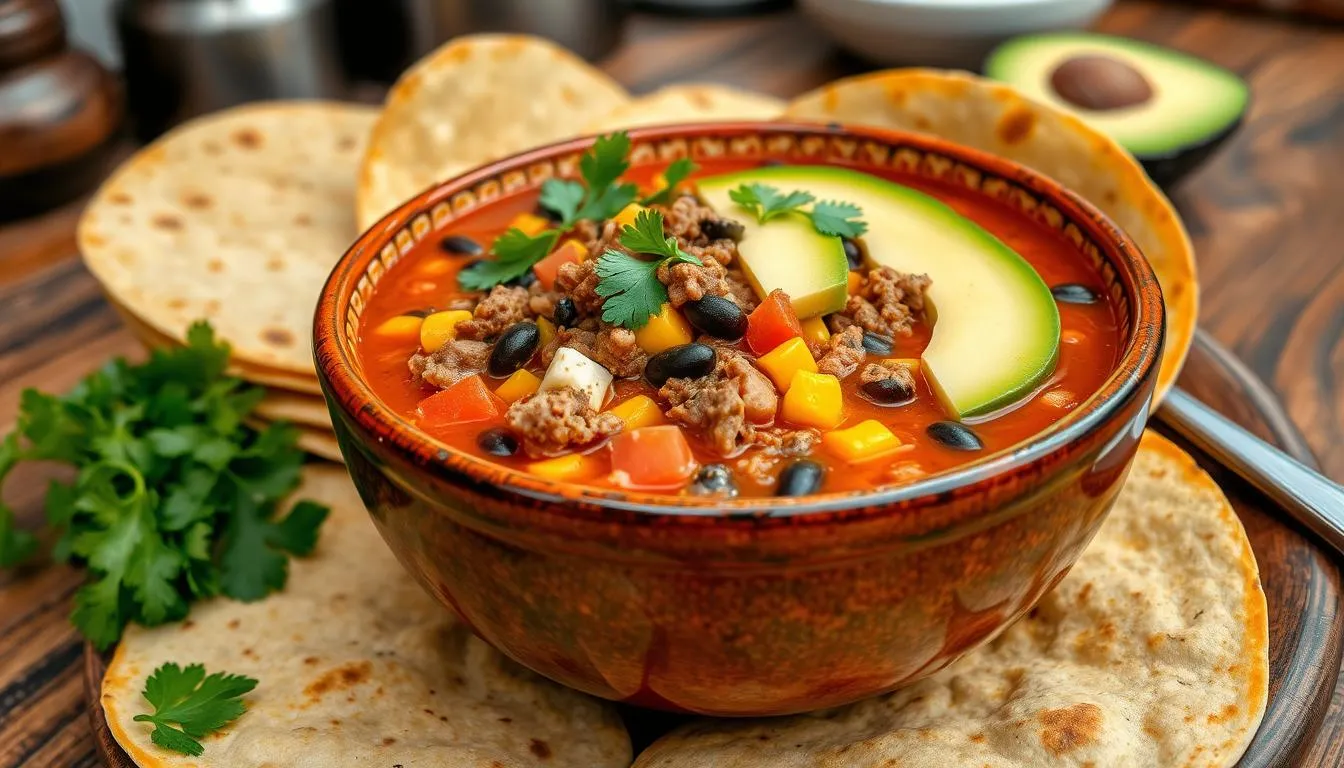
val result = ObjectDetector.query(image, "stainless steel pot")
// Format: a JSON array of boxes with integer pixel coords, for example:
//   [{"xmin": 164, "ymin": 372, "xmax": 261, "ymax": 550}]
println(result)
[{"xmin": 115, "ymin": 0, "xmax": 350, "ymax": 139}]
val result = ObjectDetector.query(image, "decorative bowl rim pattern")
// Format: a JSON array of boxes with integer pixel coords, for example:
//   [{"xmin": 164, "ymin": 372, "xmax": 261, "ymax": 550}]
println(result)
[{"xmin": 313, "ymin": 121, "xmax": 1164, "ymax": 523}]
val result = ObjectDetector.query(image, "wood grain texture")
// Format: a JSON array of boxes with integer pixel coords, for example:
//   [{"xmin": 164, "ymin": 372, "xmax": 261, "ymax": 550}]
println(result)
[{"xmin": 1, "ymin": 2, "xmax": 1343, "ymax": 766}]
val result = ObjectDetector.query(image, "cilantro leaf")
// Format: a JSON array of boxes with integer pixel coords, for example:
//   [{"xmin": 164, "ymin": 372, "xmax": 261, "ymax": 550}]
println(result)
[
  {"xmin": 595, "ymin": 211, "xmax": 702, "ymax": 329},
  {"xmin": 134, "ymin": 662, "xmax": 257, "ymax": 756},
  {"xmin": 641, "ymin": 157, "xmax": 699, "ymax": 206},
  {"xmin": 811, "ymin": 200, "xmax": 867, "ymax": 238},
  {"xmin": 457, "ymin": 228, "xmax": 558, "ymax": 291},
  {"xmin": 538, "ymin": 178, "xmax": 584, "ymax": 224},
  {"xmin": 574, "ymin": 132, "xmax": 632, "ymax": 218},
  {"xmin": 729, "ymin": 183, "xmax": 815, "ymax": 223},
  {"xmin": 0, "ymin": 321, "xmax": 329, "ymax": 648}
]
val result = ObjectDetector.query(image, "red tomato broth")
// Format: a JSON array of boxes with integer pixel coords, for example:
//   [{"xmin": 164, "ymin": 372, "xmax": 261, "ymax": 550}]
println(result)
[{"xmin": 356, "ymin": 161, "xmax": 1120, "ymax": 498}]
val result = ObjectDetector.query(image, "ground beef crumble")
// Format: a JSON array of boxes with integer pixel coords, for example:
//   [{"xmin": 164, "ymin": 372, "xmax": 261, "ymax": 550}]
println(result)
[
  {"xmin": 816, "ymin": 326, "xmax": 866, "ymax": 379},
  {"xmin": 505, "ymin": 387, "xmax": 623, "ymax": 458},
  {"xmin": 541, "ymin": 327, "xmax": 597, "ymax": 366},
  {"xmin": 658, "ymin": 258, "xmax": 731, "ymax": 307},
  {"xmin": 554, "ymin": 259, "xmax": 603, "ymax": 316},
  {"xmin": 660, "ymin": 352, "xmax": 776, "ymax": 456},
  {"xmin": 829, "ymin": 267, "xmax": 931, "ymax": 338},
  {"xmin": 528, "ymin": 282, "xmax": 563, "ymax": 319},
  {"xmin": 859, "ymin": 360, "xmax": 917, "ymax": 392},
  {"xmin": 724, "ymin": 268, "xmax": 758, "ymax": 312},
  {"xmin": 409, "ymin": 340, "xmax": 490, "ymax": 389},
  {"xmin": 454, "ymin": 285, "xmax": 531, "ymax": 341}
]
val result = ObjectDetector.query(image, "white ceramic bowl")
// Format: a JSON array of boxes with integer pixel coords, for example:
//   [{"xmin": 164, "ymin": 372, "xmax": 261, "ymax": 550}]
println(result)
[{"xmin": 800, "ymin": 0, "xmax": 1114, "ymax": 69}]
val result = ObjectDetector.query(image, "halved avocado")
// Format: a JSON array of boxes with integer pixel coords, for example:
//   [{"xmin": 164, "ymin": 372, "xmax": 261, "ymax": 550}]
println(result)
[
  {"xmin": 697, "ymin": 173, "xmax": 849, "ymax": 319},
  {"xmin": 985, "ymin": 33, "xmax": 1249, "ymax": 187},
  {"xmin": 699, "ymin": 165, "xmax": 1060, "ymax": 420}
]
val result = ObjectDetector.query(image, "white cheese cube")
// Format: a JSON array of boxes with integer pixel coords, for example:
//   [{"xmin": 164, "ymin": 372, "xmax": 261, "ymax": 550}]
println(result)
[{"xmin": 539, "ymin": 347, "xmax": 612, "ymax": 410}]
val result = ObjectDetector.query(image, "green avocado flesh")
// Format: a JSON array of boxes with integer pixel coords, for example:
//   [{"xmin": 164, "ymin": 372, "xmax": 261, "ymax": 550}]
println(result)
[
  {"xmin": 697, "ymin": 173, "xmax": 849, "ymax": 319},
  {"xmin": 985, "ymin": 32, "xmax": 1249, "ymax": 158},
  {"xmin": 698, "ymin": 165, "xmax": 1060, "ymax": 420}
]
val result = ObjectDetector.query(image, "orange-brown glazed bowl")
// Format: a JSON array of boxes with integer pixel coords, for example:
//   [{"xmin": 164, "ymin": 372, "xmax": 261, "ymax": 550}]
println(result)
[{"xmin": 314, "ymin": 123, "xmax": 1164, "ymax": 717}]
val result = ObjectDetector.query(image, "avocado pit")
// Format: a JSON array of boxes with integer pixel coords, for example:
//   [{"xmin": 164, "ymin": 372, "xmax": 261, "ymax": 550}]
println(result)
[{"xmin": 1049, "ymin": 55, "xmax": 1154, "ymax": 112}]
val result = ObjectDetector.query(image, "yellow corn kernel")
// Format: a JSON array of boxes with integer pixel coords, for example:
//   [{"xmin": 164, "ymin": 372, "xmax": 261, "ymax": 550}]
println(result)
[
  {"xmin": 419, "ymin": 310, "xmax": 473, "ymax": 353},
  {"xmin": 757, "ymin": 337, "xmax": 817, "ymax": 391},
  {"xmin": 800, "ymin": 316, "xmax": 831, "ymax": 347},
  {"xmin": 782, "ymin": 370, "xmax": 843, "ymax": 429},
  {"xmin": 510, "ymin": 212, "xmax": 551, "ymax": 236},
  {"xmin": 613, "ymin": 203, "xmax": 645, "ymax": 229},
  {"xmin": 607, "ymin": 395, "xmax": 667, "ymax": 430},
  {"xmin": 373, "ymin": 315, "xmax": 424, "ymax": 343},
  {"xmin": 496, "ymin": 369, "xmax": 542, "ymax": 403},
  {"xmin": 528, "ymin": 453, "xmax": 602, "ymax": 481},
  {"xmin": 847, "ymin": 271, "xmax": 862, "ymax": 294},
  {"xmin": 822, "ymin": 420, "xmax": 904, "ymax": 464},
  {"xmin": 634, "ymin": 303, "xmax": 693, "ymax": 355},
  {"xmin": 536, "ymin": 316, "xmax": 556, "ymax": 349}
]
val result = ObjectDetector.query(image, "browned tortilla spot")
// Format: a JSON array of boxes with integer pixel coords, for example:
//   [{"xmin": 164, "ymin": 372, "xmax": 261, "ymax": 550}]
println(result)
[
  {"xmin": 530, "ymin": 738, "xmax": 553, "ymax": 759},
  {"xmin": 304, "ymin": 656, "xmax": 320, "ymax": 665},
  {"xmin": 996, "ymin": 107, "xmax": 1037, "ymax": 146},
  {"xmin": 382, "ymin": 737, "xmax": 396, "ymax": 746},
  {"xmin": 338, "ymin": 135, "xmax": 358, "ymax": 151},
  {"xmin": 263, "ymin": 327, "xmax": 296, "ymax": 348},
  {"xmin": 203, "ymin": 140, "xmax": 223, "ymax": 155},
  {"xmin": 1037, "ymin": 703, "xmax": 1103, "ymax": 755},
  {"xmin": 969, "ymin": 733, "xmax": 986, "ymax": 743},
  {"xmin": 227, "ymin": 618, "xmax": 241, "ymax": 629},
  {"xmin": 109, "ymin": 192, "xmax": 132, "ymax": 205},
  {"xmin": 1207, "ymin": 704, "xmax": 1239, "ymax": 724},
  {"xmin": 233, "ymin": 127, "xmax": 263, "ymax": 149},
  {"xmin": 294, "ymin": 213, "xmax": 312, "ymax": 227},
  {"xmin": 305, "ymin": 660, "xmax": 373, "ymax": 699},
  {"xmin": 85, "ymin": 233, "xmax": 106, "ymax": 247},
  {"xmin": 207, "ymin": 258, "xmax": 225, "ymax": 274},
  {"xmin": 152, "ymin": 213, "xmax": 183, "ymax": 231},
  {"xmin": 182, "ymin": 192, "xmax": 213, "ymax": 209},
  {"xmin": 167, "ymin": 297, "xmax": 187, "ymax": 311},
  {"xmin": 267, "ymin": 257, "xmax": 286, "ymax": 272}
]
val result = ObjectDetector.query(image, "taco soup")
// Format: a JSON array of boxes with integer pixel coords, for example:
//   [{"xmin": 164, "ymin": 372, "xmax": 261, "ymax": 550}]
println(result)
[{"xmin": 355, "ymin": 134, "xmax": 1122, "ymax": 499}]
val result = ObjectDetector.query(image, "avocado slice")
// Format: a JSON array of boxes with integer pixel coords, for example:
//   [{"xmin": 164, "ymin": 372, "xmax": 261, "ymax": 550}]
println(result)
[
  {"xmin": 700, "ymin": 165, "xmax": 1059, "ymax": 420},
  {"xmin": 985, "ymin": 33, "xmax": 1249, "ymax": 187},
  {"xmin": 697, "ymin": 173, "xmax": 849, "ymax": 319}
]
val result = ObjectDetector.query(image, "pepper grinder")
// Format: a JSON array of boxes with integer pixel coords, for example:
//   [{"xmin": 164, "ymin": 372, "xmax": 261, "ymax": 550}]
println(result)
[{"xmin": 0, "ymin": 0, "xmax": 123, "ymax": 221}]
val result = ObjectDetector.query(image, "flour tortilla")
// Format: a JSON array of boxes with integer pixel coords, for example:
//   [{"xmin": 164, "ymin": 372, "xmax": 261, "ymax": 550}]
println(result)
[
  {"xmin": 635, "ymin": 431, "xmax": 1268, "ymax": 768},
  {"xmin": 785, "ymin": 70, "xmax": 1197, "ymax": 404},
  {"xmin": 586, "ymin": 84, "xmax": 784, "ymax": 133},
  {"xmin": 254, "ymin": 390, "xmax": 333, "ymax": 431},
  {"xmin": 80, "ymin": 101, "xmax": 377, "ymax": 377},
  {"xmin": 102, "ymin": 465, "xmax": 633, "ymax": 768},
  {"xmin": 357, "ymin": 34, "xmax": 631, "ymax": 231},
  {"xmin": 108, "ymin": 295, "xmax": 324, "ymax": 396}
]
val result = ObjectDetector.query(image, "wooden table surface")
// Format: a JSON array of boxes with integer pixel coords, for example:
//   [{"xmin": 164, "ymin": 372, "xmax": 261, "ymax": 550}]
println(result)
[{"xmin": 1, "ymin": 2, "xmax": 1341, "ymax": 766}]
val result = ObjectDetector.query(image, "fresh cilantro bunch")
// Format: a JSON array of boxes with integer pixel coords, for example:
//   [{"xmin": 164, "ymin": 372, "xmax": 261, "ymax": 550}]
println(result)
[
  {"xmin": 0, "ymin": 323, "xmax": 328, "ymax": 649},
  {"xmin": 595, "ymin": 209, "xmax": 703, "ymax": 329},
  {"xmin": 729, "ymin": 182, "xmax": 868, "ymax": 238},
  {"xmin": 458, "ymin": 131, "xmax": 697, "ymax": 290},
  {"xmin": 135, "ymin": 662, "xmax": 257, "ymax": 756}
]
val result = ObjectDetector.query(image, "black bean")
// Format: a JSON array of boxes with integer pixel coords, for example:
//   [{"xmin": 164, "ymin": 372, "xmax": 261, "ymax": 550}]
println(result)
[
  {"xmin": 777, "ymin": 460, "xmax": 825, "ymax": 497},
  {"xmin": 684, "ymin": 296, "xmax": 747, "ymax": 341},
  {"xmin": 701, "ymin": 217, "xmax": 746, "ymax": 242},
  {"xmin": 861, "ymin": 331, "xmax": 893, "ymax": 355},
  {"xmin": 927, "ymin": 421, "xmax": 983, "ymax": 451},
  {"xmin": 1051, "ymin": 283, "xmax": 1100, "ymax": 304},
  {"xmin": 476, "ymin": 428, "xmax": 519, "ymax": 457},
  {"xmin": 536, "ymin": 202, "xmax": 564, "ymax": 224},
  {"xmin": 861, "ymin": 377, "xmax": 914, "ymax": 405},
  {"xmin": 488, "ymin": 322, "xmax": 541, "ymax": 377},
  {"xmin": 439, "ymin": 235, "xmax": 483, "ymax": 256},
  {"xmin": 645, "ymin": 343, "xmax": 717, "ymax": 387},
  {"xmin": 688, "ymin": 464, "xmax": 737, "ymax": 497},
  {"xmin": 552, "ymin": 297, "xmax": 578, "ymax": 327},
  {"xmin": 402, "ymin": 308, "xmax": 436, "ymax": 318},
  {"xmin": 505, "ymin": 270, "xmax": 537, "ymax": 289},
  {"xmin": 842, "ymin": 238, "xmax": 864, "ymax": 270}
]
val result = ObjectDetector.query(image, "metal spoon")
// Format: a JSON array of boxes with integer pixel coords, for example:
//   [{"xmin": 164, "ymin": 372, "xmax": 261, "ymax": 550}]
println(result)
[{"xmin": 1158, "ymin": 386, "xmax": 1344, "ymax": 556}]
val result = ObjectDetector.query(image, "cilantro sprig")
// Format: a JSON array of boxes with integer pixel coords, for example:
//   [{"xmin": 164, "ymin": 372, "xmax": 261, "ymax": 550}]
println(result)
[
  {"xmin": 728, "ymin": 182, "xmax": 868, "ymax": 238},
  {"xmin": 0, "ymin": 323, "xmax": 328, "ymax": 649},
  {"xmin": 459, "ymin": 133, "xmax": 700, "ymax": 291},
  {"xmin": 595, "ymin": 209, "xmax": 702, "ymax": 329},
  {"xmin": 134, "ymin": 662, "xmax": 257, "ymax": 756}
]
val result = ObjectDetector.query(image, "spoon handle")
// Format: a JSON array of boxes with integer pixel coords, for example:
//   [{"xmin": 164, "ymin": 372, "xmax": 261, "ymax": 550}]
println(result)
[{"xmin": 1159, "ymin": 387, "xmax": 1344, "ymax": 556}]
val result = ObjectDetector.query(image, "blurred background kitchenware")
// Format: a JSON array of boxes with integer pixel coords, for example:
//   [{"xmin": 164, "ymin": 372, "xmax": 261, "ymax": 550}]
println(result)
[
  {"xmin": 113, "ymin": 0, "xmax": 350, "ymax": 140},
  {"xmin": 336, "ymin": 0, "xmax": 627, "ymax": 84},
  {"xmin": 799, "ymin": 0, "xmax": 1114, "ymax": 69},
  {"xmin": 0, "ymin": 0, "xmax": 123, "ymax": 221},
  {"xmin": 633, "ymin": 0, "xmax": 792, "ymax": 13}
]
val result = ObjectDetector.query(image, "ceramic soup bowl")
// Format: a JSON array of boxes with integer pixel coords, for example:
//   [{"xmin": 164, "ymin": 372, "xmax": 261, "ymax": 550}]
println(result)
[{"xmin": 314, "ymin": 123, "xmax": 1163, "ymax": 716}]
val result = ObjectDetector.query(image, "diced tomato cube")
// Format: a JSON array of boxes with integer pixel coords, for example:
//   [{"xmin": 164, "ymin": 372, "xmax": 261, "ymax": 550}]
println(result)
[
  {"xmin": 745, "ymin": 289, "xmax": 804, "ymax": 355},
  {"xmin": 533, "ymin": 240, "xmax": 585, "ymax": 290},
  {"xmin": 609, "ymin": 426, "xmax": 697, "ymax": 490},
  {"xmin": 417, "ymin": 375, "xmax": 506, "ymax": 433}
]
